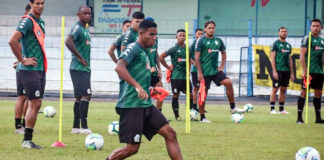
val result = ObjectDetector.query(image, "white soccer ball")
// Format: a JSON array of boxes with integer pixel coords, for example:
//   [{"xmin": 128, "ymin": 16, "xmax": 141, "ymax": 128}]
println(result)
[
  {"xmin": 85, "ymin": 133, "xmax": 104, "ymax": 150},
  {"xmin": 243, "ymin": 103, "xmax": 254, "ymax": 113},
  {"xmin": 108, "ymin": 121, "xmax": 119, "ymax": 135},
  {"xmin": 190, "ymin": 109, "xmax": 199, "ymax": 121},
  {"xmin": 295, "ymin": 146, "xmax": 320, "ymax": 160},
  {"xmin": 43, "ymin": 106, "xmax": 56, "ymax": 118},
  {"xmin": 231, "ymin": 113, "xmax": 244, "ymax": 123}
]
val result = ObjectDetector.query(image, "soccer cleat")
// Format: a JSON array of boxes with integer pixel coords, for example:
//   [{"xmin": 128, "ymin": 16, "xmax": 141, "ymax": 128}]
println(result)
[
  {"xmin": 21, "ymin": 140, "xmax": 42, "ymax": 149},
  {"xmin": 230, "ymin": 107, "xmax": 245, "ymax": 114},
  {"xmin": 200, "ymin": 118, "xmax": 211, "ymax": 123},
  {"xmin": 80, "ymin": 128, "xmax": 93, "ymax": 135},
  {"xmin": 14, "ymin": 128, "xmax": 25, "ymax": 134},
  {"xmin": 279, "ymin": 110, "xmax": 291, "ymax": 114},
  {"xmin": 71, "ymin": 128, "xmax": 81, "ymax": 134},
  {"xmin": 296, "ymin": 120, "xmax": 304, "ymax": 124},
  {"xmin": 315, "ymin": 119, "xmax": 324, "ymax": 124},
  {"xmin": 175, "ymin": 117, "xmax": 181, "ymax": 121},
  {"xmin": 270, "ymin": 110, "xmax": 278, "ymax": 114}
]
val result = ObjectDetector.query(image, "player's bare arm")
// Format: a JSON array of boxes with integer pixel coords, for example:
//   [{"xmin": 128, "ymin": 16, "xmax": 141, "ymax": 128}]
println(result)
[
  {"xmin": 107, "ymin": 45, "xmax": 118, "ymax": 64},
  {"xmin": 159, "ymin": 52, "xmax": 172, "ymax": 71},
  {"xmin": 300, "ymin": 47, "xmax": 307, "ymax": 76},
  {"xmin": 195, "ymin": 51, "xmax": 203, "ymax": 81},
  {"xmin": 65, "ymin": 35, "xmax": 87, "ymax": 67},
  {"xmin": 289, "ymin": 54, "xmax": 295, "ymax": 81},
  {"xmin": 218, "ymin": 50, "xmax": 227, "ymax": 72},
  {"xmin": 270, "ymin": 50, "xmax": 278, "ymax": 80}
]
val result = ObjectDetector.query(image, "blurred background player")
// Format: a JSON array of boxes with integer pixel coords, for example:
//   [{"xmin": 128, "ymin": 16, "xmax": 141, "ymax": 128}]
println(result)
[
  {"xmin": 120, "ymin": 11, "xmax": 145, "ymax": 51},
  {"xmin": 13, "ymin": 3, "xmax": 31, "ymax": 134},
  {"xmin": 160, "ymin": 29, "xmax": 194, "ymax": 121},
  {"xmin": 9, "ymin": 0, "xmax": 46, "ymax": 149},
  {"xmin": 297, "ymin": 19, "xmax": 324, "ymax": 124},
  {"xmin": 269, "ymin": 27, "xmax": 294, "ymax": 114},
  {"xmin": 65, "ymin": 5, "xmax": 93, "ymax": 134},
  {"xmin": 107, "ymin": 20, "xmax": 131, "ymax": 63},
  {"xmin": 190, "ymin": 28, "xmax": 203, "ymax": 112},
  {"xmin": 195, "ymin": 21, "xmax": 244, "ymax": 123},
  {"xmin": 107, "ymin": 20, "xmax": 182, "ymax": 160}
]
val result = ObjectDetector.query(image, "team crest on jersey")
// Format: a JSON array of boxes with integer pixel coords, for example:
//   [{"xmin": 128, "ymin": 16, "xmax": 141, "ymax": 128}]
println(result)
[
  {"xmin": 215, "ymin": 41, "xmax": 219, "ymax": 45},
  {"xmin": 207, "ymin": 41, "xmax": 210, "ymax": 45},
  {"xmin": 286, "ymin": 44, "xmax": 290, "ymax": 48},
  {"xmin": 321, "ymin": 40, "xmax": 324, "ymax": 44}
]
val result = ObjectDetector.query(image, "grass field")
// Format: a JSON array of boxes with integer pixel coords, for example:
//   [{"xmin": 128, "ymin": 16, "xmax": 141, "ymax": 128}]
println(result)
[{"xmin": 0, "ymin": 99, "xmax": 323, "ymax": 160}]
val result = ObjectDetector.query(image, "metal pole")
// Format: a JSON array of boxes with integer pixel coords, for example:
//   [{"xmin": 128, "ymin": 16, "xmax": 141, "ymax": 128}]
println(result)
[
  {"xmin": 313, "ymin": 0, "xmax": 316, "ymax": 18},
  {"xmin": 255, "ymin": 0, "xmax": 258, "ymax": 44},
  {"xmin": 247, "ymin": 20, "xmax": 253, "ymax": 97},
  {"xmin": 305, "ymin": 0, "xmax": 308, "ymax": 35}
]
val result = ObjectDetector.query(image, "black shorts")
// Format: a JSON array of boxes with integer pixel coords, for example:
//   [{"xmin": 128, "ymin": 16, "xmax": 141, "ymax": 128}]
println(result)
[
  {"xmin": 16, "ymin": 72, "xmax": 25, "ymax": 96},
  {"xmin": 302, "ymin": 73, "xmax": 324, "ymax": 90},
  {"xmin": 272, "ymin": 71, "xmax": 290, "ymax": 88},
  {"xmin": 150, "ymin": 75, "xmax": 160, "ymax": 87},
  {"xmin": 204, "ymin": 71, "xmax": 228, "ymax": 89},
  {"xmin": 20, "ymin": 70, "xmax": 46, "ymax": 100},
  {"xmin": 70, "ymin": 70, "xmax": 91, "ymax": 98},
  {"xmin": 191, "ymin": 72, "xmax": 199, "ymax": 88},
  {"xmin": 171, "ymin": 79, "xmax": 192, "ymax": 94},
  {"xmin": 118, "ymin": 106, "xmax": 168, "ymax": 143}
]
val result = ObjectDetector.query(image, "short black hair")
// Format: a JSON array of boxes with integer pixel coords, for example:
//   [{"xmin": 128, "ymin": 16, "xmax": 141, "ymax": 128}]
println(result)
[
  {"xmin": 25, "ymin": 4, "xmax": 31, "ymax": 11},
  {"xmin": 278, "ymin": 27, "xmax": 287, "ymax": 31},
  {"xmin": 195, "ymin": 28, "xmax": 203, "ymax": 33},
  {"xmin": 122, "ymin": 20, "xmax": 131, "ymax": 26},
  {"xmin": 177, "ymin": 29, "xmax": 185, "ymax": 33},
  {"xmin": 139, "ymin": 19, "xmax": 157, "ymax": 30},
  {"xmin": 311, "ymin": 18, "xmax": 321, "ymax": 24},
  {"xmin": 78, "ymin": 5, "xmax": 91, "ymax": 12},
  {"xmin": 204, "ymin": 20, "xmax": 216, "ymax": 28},
  {"xmin": 132, "ymin": 11, "xmax": 145, "ymax": 19},
  {"xmin": 30, "ymin": 0, "xmax": 34, "ymax": 3}
]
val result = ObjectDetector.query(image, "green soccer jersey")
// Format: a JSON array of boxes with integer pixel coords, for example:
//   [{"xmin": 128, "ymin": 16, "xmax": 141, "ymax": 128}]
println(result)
[
  {"xmin": 116, "ymin": 42, "xmax": 153, "ymax": 108},
  {"xmin": 190, "ymin": 40, "xmax": 197, "ymax": 73},
  {"xmin": 121, "ymin": 28, "xmax": 138, "ymax": 48},
  {"xmin": 166, "ymin": 43, "xmax": 189, "ymax": 80},
  {"xmin": 148, "ymin": 38, "xmax": 158, "ymax": 76},
  {"xmin": 69, "ymin": 22, "xmax": 91, "ymax": 72},
  {"xmin": 113, "ymin": 34, "xmax": 125, "ymax": 57},
  {"xmin": 271, "ymin": 39, "xmax": 292, "ymax": 71},
  {"xmin": 16, "ymin": 13, "xmax": 45, "ymax": 71},
  {"xmin": 195, "ymin": 36, "xmax": 226, "ymax": 76},
  {"xmin": 301, "ymin": 35, "xmax": 324, "ymax": 74}
]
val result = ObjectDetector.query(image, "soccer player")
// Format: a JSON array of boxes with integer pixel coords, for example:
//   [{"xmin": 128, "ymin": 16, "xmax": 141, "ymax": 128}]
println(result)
[
  {"xmin": 160, "ymin": 29, "xmax": 194, "ymax": 121},
  {"xmin": 297, "ymin": 19, "xmax": 324, "ymax": 124},
  {"xmin": 190, "ymin": 28, "xmax": 203, "ymax": 112},
  {"xmin": 107, "ymin": 20, "xmax": 183, "ymax": 160},
  {"xmin": 195, "ymin": 21, "xmax": 244, "ymax": 123},
  {"xmin": 269, "ymin": 27, "xmax": 294, "ymax": 114},
  {"xmin": 13, "ymin": 3, "xmax": 31, "ymax": 135},
  {"xmin": 120, "ymin": 11, "xmax": 145, "ymax": 51},
  {"xmin": 65, "ymin": 6, "xmax": 92, "ymax": 134},
  {"xmin": 9, "ymin": 0, "xmax": 46, "ymax": 149},
  {"xmin": 107, "ymin": 20, "xmax": 131, "ymax": 63}
]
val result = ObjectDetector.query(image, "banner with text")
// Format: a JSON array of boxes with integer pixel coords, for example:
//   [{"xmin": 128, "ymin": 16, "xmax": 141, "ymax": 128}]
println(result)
[{"xmin": 94, "ymin": 0, "xmax": 142, "ymax": 33}]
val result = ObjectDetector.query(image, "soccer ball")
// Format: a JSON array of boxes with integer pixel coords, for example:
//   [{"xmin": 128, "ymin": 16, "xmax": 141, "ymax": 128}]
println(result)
[
  {"xmin": 43, "ymin": 106, "xmax": 56, "ymax": 118},
  {"xmin": 243, "ymin": 103, "xmax": 254, "ymax": 113},
  {"xmin": 190, "ymin": 109, "xmax": 199, "ymax": 121},
  {"xmin": 231, "ymin": 113, "xmax": 244, "ymax": 123},
  {"xmin": 85, "ymin": 133, "xmax": 104, "ymax": 150},
  {"xmin": 295, "ymin": 146, "xmax": 320, "ymax": 160},
  {"xmin": 108, "ymin": 121, "xmax": 119, "ymax": 135}
]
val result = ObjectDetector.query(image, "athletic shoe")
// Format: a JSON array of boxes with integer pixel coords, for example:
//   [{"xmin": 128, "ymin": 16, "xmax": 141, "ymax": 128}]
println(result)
[
  {"xmin": 296, "ymin": 120, "xmax": 304, "ymax": 124},
  {"xmin": 200, "ymin": 118, "xmax": 211, "ymax": 123},
  {"xmin": 14, "ymin": 128, "xmax": 25, "ymax": 134},
  {"xmin": 315, "ymin": 119, "xmax": 324, "ymax": 124},
  {"xmin": 175, "ymin": 117, "xmax": 181, "ymax": 121},
  {"xmin": 21, "ymin": 140, "xmax": 42, "ymax": 149},
  {"xmin": 230, "ymin": 107, "xmax": 245, "ymax": 114},
  {"xmin": 71, "ymin": 128, "xmax": 81, "ymax": 134},
  {"xmin": 279, "ymin": 110, "xmax": 291, "ymax": 114},
  {"xmin": 80, "ymin": 128, "xmax": 92, "ymax": 135},
  {"xmin": 270, "ymin": 110, "xmax": 278, "ymax": 114}
]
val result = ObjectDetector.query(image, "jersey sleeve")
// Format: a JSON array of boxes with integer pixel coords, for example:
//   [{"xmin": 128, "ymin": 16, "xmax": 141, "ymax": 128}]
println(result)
[
  {"xmin": 16, "ymin": 18, "xmax": 32, "ymax": 35},
  {"xmin": 165, "ymin": 46, "xmax": 175, "ymax": 56},
  {"xmin": 301, "ymin": 36, "xmax": 308, "ymax": 48},
  {"xmin": 119, "ymin": 43, "xmax": 138, "ymax": 64},
  {"xmin": 270, "ymin": 42, "xmax": 277, "ymax": 51},
  {"xmin": 121, "ymin": 30, "xmax": 133, "ymax": 46},
  {"xmin": 195, "ymin": 37, "xmax": 203, "ymax": 52},
  {"xmin": 113, "ymin": 35, "xmax": 122, "ymax": 47},
  {"xmin": 219, "ymin": 39, "xmax": 226, "ymax": 51},
  {"xmin": 69, "ymin": 24, "xmax": 81, "ymax": 40}
]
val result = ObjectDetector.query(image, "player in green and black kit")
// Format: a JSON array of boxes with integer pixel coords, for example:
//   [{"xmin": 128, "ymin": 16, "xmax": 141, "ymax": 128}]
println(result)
[
  {"xmin": 269, "ymin": 27, "xmax": 294, "ymax": 114},
  {"xmin": 65, "ymin": 6, "xmax": 93, "ymax": 134},
  {"xmin": 107, "ymin": 20, "xmax": 182, "ymax": 160},
  {"xmin": 160, "ymin": 29, "xmax": 194, "ymax": 121},
  {"xmin": 107, "ymin": 20, "xmax": 131, "ymax": 63},
  {"xmin": 297, "ymin": 19, "xmax": 324, "ymax": 124},
  {"xmin": 120, "ymin": 11, "xmax": 145, "ymax": 51},
  {"xmin": 190, "ymin": 28, "xmax": 203, "ymax": 112},
  {"xmin": 9, "ymin": 0, "xmax": 46, "ymax": 149},
  {"xmin": 195, "ymin": 21, "xmax": 244, "ymax": 123}
]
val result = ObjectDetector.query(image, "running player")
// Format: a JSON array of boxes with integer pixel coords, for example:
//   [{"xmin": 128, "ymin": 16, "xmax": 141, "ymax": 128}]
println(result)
[
  {"xmin": 9, "ymin": 0, "xmax": 46, "ymax": 149},
  {"xmin": 120, "ymin": 11, "xmax": 144, "ymax": 51},
  {"xmin": 65, "ymin": 6, "xmax": 93, "ymax": 134},
  {"xmin": 107, "ymin": 19, "xmax": 183, "ymax": 160},
  {"xmin": 195, "ymin": 20, "xmax": 244, "ymax": 123},
  {"xmin": 160, "ymin": 29, "xmax": 194, "ymax": 121},
  {"xmin": 297, "ymin": 18, "xmax": 324, "ymax": 124},
  {"xmin": 107, "ymin": 20, "xmax": 131, "ymax": 63}
]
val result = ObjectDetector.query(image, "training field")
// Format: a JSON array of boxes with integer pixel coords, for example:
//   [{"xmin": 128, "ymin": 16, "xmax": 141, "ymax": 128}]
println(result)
[{"xmin": 0, "ymin": 99, "xmax": 323, "ymax": 160}]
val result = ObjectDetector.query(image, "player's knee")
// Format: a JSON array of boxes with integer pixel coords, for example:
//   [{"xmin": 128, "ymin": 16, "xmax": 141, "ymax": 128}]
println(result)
[
  {"xmin": 300, "ymin": 90, "xmax": 306, "ymax": 97},
  {"xmin": 18, "ymin": 95, "xmax": 27, "ymax": 102},
  {"xmin": 165, "ymin": 126, "xmax": 177, "ymax": 140},
  {"xmin": 280, "ymin": 87, "xmax": 287, "ymax": 92},
  {"xmin": 222, "ymin": 79, "xmax": 232, "ymax": 87},
  {"xmin": 125, "ymin": 145, "xmax": 139, "ymax": 155},
  {"xmin": 172, "ymin": 94, "xmax": 179, "ymax": 99},
  {"xmin": 81, "ymin": 95, "xmax": 91, "ymax": 101}
]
